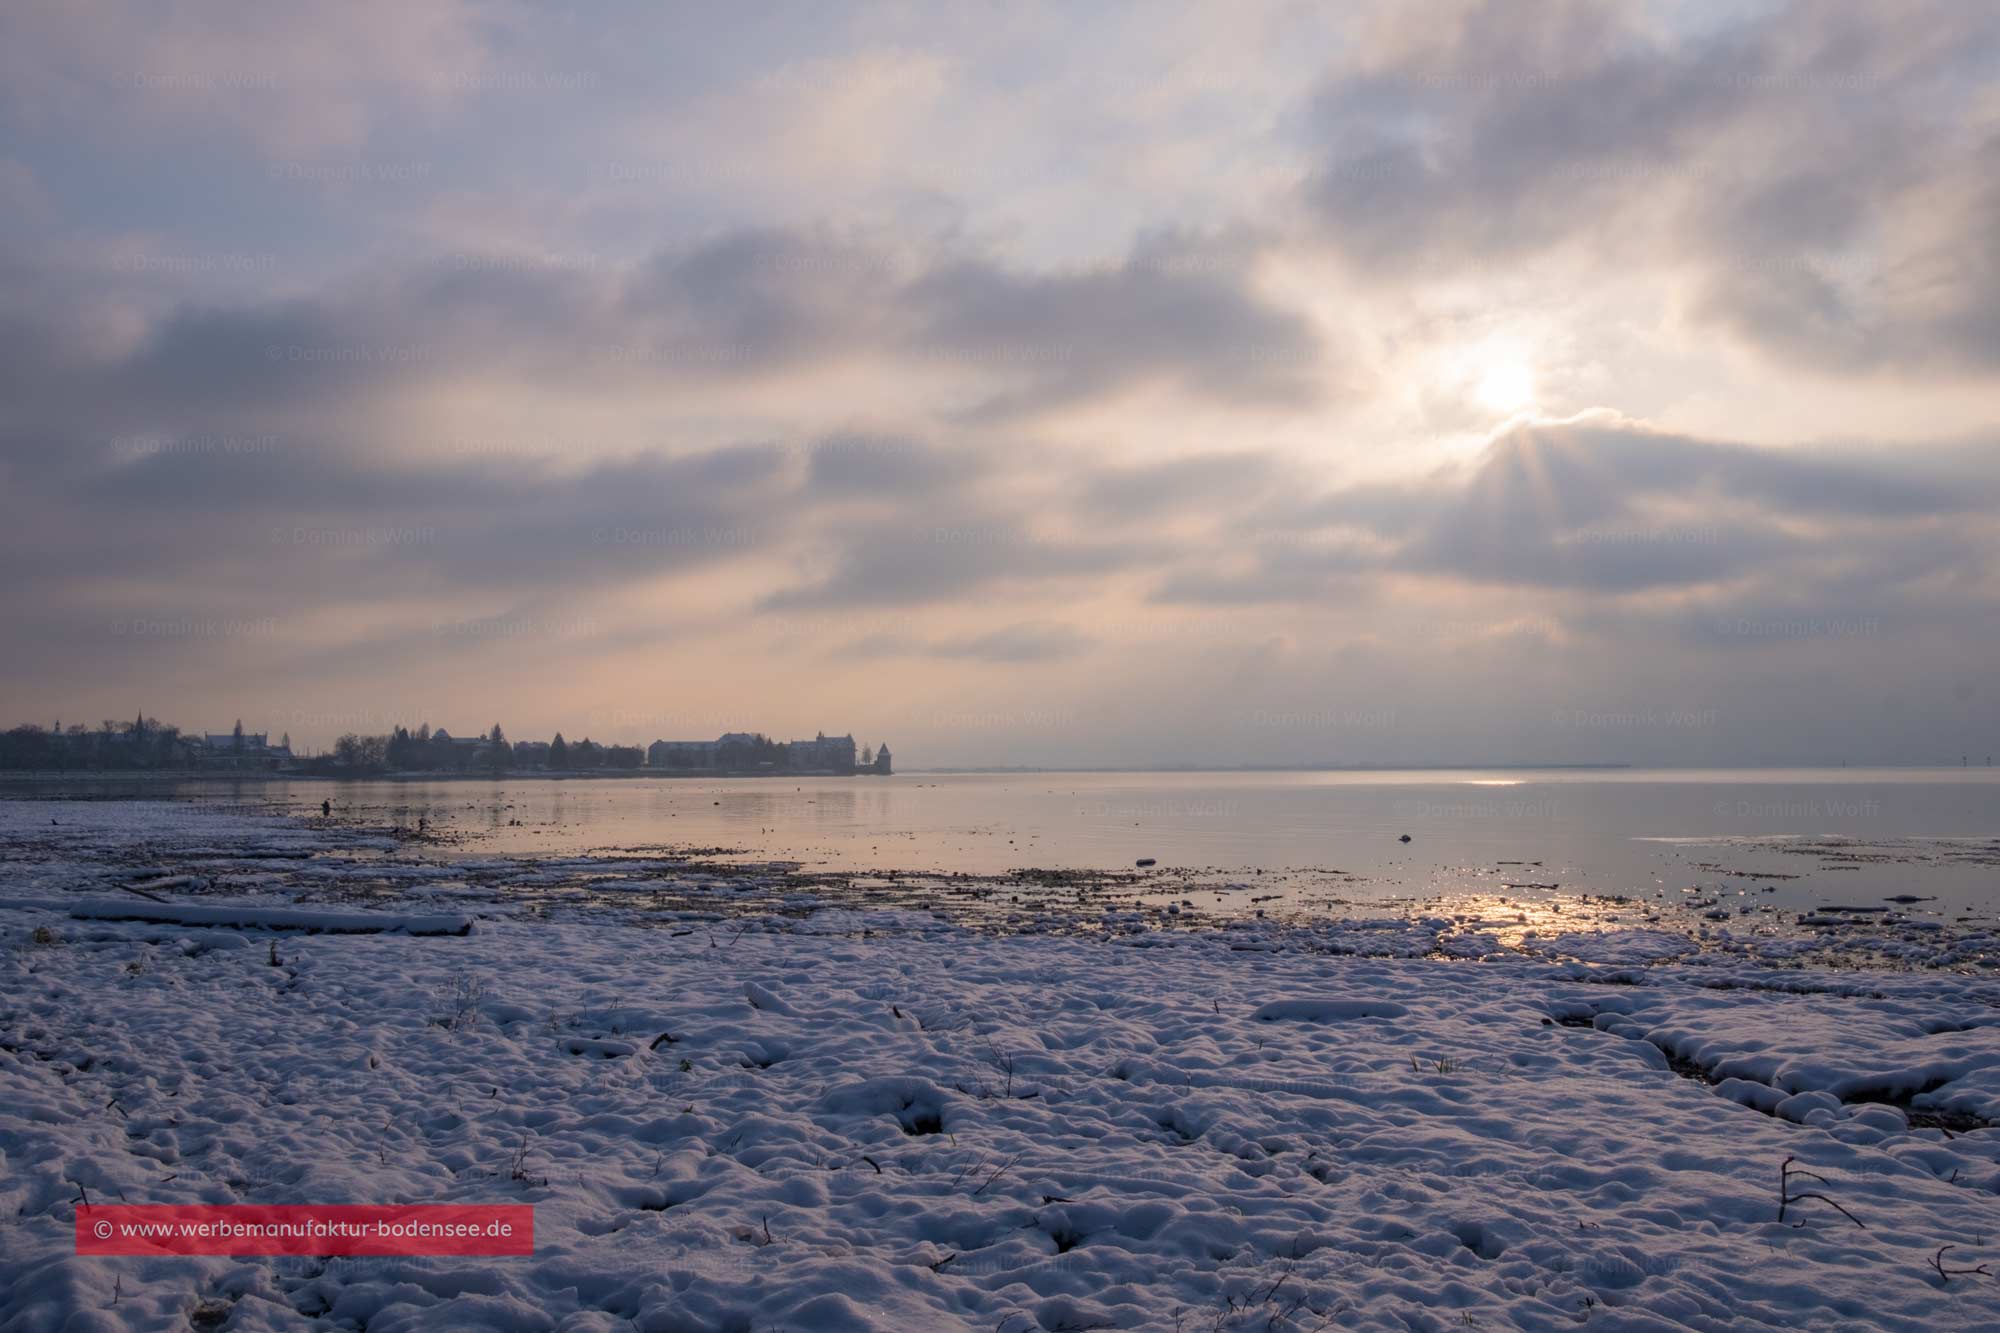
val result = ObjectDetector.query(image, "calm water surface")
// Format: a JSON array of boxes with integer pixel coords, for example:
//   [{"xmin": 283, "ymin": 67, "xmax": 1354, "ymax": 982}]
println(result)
[{"xmin": 13, "ymin": 768, "xmax": 1999, "ymax": 916}]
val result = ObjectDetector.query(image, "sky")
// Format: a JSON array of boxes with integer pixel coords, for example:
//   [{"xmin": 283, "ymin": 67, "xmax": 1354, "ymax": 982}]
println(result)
[{"xmin": 1, "ymin": 0, "xmax": 1996, "ymax": 768}]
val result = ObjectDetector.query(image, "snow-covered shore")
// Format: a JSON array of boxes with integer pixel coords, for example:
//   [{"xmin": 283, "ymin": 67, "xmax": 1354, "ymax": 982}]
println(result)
[{"xmin": 4, "ymin": 802, "xmax": 2000, "ymax": 1330}]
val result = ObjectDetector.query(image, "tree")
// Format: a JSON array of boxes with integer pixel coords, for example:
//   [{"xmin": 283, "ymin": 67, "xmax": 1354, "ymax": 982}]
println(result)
[
  {"xmin": 487, "ymin": 724, "xmax": 509, "ymax": 774},
  {"xmin": 279, "ymin": 732, "xmax": 290, "ymax": 752},
  {"xmin": 330, "ymin": 733, "xmax": 391, "ymax": 771},
  {"xmin": 232, "ymin": 719, "xmax": 245, "ymax": 752},
  {"xmin": 549, "ymin": 733, "xmax": 568, "ymax": 769},
  {"xmin": 860, "ymin": 744, "xmax": 873, "ymax": 766}
]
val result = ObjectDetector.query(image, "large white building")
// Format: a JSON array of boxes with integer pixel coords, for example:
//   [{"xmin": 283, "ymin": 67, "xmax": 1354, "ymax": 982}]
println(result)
[{"xmin": 199, "ymin": 729, "xmax": 292, "ymax": 768}]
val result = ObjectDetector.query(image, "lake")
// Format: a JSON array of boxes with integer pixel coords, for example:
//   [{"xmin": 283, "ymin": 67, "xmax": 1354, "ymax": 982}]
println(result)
[{"xmin": 10, "ymin": 767, "xmax": 1998, "ymax": 917}]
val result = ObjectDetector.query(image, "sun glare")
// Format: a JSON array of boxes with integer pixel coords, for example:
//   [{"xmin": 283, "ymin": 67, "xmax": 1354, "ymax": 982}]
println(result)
[{"xmin": 1476, "ymin": 360, "xmax": 1536, "ymax": 413}]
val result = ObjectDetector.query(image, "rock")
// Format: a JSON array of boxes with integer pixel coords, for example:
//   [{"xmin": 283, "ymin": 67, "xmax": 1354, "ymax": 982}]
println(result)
[{"xmin": 1398, "ymin": 834, "xmax": 1412, "ymax": 843}]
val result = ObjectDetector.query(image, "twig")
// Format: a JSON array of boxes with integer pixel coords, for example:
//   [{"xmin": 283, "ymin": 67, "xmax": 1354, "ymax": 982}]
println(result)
[
  {"xmin": 1778, "ymin": 1156, "xmax": 1866, "ymax": 1229},
  {"xmin": 972, "ymin": 1152, "xmax": 1023, "ymax": 1197},
  {"xmin": 1929, "ymin": 1245, "xmax": 1991, "ymax": 1282}
]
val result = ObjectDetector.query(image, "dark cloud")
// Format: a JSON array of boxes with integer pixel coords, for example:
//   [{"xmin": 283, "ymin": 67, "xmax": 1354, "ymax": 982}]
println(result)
[
  {"xmin": 902, "ymin": 246, "xmax": 1324, "ymax": 418},
  {"xmin": 804, "ymin": 434, "xmax": 978, "ymax": 499},
  {"xmin": 0, "ymin": 227, "xmax": 1331, "ymax": 441},
  {"xmin": 1306, "ymin": 0, "xmax": 1743, "ymax": 267},
  {"xmin": 1158, "ymin": 412, "xmax": 1999, "ymax": 602},
  {"xmin": 623, "ymin": 229, "xmax": 902, "ymax": 371},
  {"xmin": 0, "ymin": 437, "xmax": 797, "ymax": 624}
]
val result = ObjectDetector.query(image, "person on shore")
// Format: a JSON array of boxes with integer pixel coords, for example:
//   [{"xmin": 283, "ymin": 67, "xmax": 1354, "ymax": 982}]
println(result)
[{"xmin": 321, "ymin": 799, "xmax": 331, "ymax": 818}]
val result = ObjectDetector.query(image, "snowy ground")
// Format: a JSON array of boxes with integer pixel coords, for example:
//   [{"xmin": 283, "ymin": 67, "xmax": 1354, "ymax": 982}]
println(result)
[{"xmin": 5, "ymin": 802, "xmax": 2000, "ymax": 1330}]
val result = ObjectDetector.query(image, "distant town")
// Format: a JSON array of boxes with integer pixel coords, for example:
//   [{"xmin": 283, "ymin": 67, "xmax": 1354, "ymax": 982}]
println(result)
[{"xmin": 0, "ymin": 717, "xmax": 892, "ymax": 777}]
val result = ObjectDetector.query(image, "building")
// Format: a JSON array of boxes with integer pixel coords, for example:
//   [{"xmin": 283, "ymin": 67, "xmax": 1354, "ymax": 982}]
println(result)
[
  {"xmin": 199, "ymin": 730, "xmax": 293, "ymax": 769},
  {"xmin": 648, "ymin": 738, "xmax": 720, "ymax": 770},
  {"xmin": 786, "ymin": 731, "xmax": 857, "ymax": 774},
  {"xmin": 646, "ymin": 731, "xmax": 872, "ymax": 774},
  {"xmin": 872, "ymin": 744, "xmax": 892, "ymax": 775}
]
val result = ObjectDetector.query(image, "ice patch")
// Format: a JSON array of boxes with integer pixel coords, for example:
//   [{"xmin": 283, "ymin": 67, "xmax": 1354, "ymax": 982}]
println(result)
[
  {"xmin": 1249, "ymin": 998, "xmax": 1410, "ymax": 1021},
  {"xmin": 62, "ymin": 900, "xmax": 473, "ymax": 935}
]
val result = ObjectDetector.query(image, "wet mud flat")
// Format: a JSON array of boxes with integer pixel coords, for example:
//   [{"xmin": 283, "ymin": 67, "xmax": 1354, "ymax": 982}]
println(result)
[{"xmin": 6, "ymin": 800, "xmax": 1995, "ymax": 973}]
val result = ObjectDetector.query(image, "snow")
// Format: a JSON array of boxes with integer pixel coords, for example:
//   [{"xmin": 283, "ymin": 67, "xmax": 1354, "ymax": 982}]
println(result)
[{"xmin": 5, "ymin": 801, "xmax": 2000, "ymax": 1330}]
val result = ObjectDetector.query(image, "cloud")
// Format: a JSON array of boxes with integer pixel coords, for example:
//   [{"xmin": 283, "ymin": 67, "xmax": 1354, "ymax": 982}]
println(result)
[
  {"xmin": 760, "ymin": 521, "xmax": 1142, "ymax": 611},
  {"xmin": 932, "ymin": 621, "xmax": 1096, "ymax": 662},
  {"xmin": 0, "ymin": 226, "xmax": 1331, "ymax": 442},
  {"xmin": 835, "ymin": 620, "xmax": 1096, "ymax": 663},
  {"xmin": 1302, "ymin": 0, "xmax": 2000, "ymax": 376},
  {"xmin": 1173, "ymin": 410, "xmax": 1999, "ymax": 605},
  {"xmin": 1151, "ymin": 540, "xmax": 1380, "ymax": 605},
  {"xmin": 804, "ymin": 434, "xmax": 980, "ymax": 499},
  {"xmin": 902, "ymin": 241, "xmax": 1324, "ymax": 418},
  {"xmin": 622, "ymin": 229, "xmax": 905, "ymax": 374},
  {"xmin": 0, "ymin": 0, "xmax": 499, "ymax": 157},
  {"xmin": 1079, "ymin": 452, "xmax": 1281, "ymax": 520}
]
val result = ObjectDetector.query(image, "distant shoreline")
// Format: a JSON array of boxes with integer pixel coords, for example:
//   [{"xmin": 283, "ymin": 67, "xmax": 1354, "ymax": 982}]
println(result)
[
  {"xmin": 908, "ymin": 763, "xmax": 1636, "ymax": 774},
  {"xmin": 0, "ymin": 768, "xmax": 888, "ymax": 783},
  {"xmin": 2, "ymin": 762, "xmax": 1993, "ymax": 785}
]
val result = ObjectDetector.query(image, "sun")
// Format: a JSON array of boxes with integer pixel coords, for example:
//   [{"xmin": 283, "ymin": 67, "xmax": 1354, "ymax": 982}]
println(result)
[{"xmin": 1476, "ymin": 360, "xmax": 1536, "ymax": 413}]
